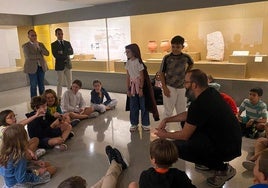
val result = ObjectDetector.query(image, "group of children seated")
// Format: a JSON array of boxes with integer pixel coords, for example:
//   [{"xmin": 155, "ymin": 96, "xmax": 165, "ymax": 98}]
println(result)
[
  {"xmin": 0, "ymin": 74, "xmax": 268, "ymax": 187},
  {"xmin": 0, "ymin": 79, "xmax": 117, "ymax": 187}
]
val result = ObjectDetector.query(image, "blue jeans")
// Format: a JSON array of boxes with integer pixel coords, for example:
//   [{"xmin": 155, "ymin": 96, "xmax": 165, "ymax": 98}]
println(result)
[
  {"xmin": 129, "ymin": 94, "xmax": 150, "ymax": 126},
  {"xmin": 28, "ymin": 66, "xmax": 45, "ymax": 98}
]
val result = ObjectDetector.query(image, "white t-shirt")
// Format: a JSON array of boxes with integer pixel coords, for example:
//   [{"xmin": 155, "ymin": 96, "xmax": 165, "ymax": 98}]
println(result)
[
  {"xmin": 125, "ymin": 58, "xmax": 144, "ymax": 79},
  {"xmin": 61, "ymin": 89, "xmax": 86, "ymax": 112}
]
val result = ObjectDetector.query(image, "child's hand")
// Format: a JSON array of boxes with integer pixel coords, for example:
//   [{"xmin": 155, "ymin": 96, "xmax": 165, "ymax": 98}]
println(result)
[
  {"xmin": 54, "ymin": 112, "xmax": 61, "ymax": 118},
  {"xmin": 246, "ymin": 119, "xmax": 255, "ymax": 127},
  {"xmin": 37, "ymin": 167, "xmax": 46, "ymax": 175},
  {"xmin": 236, "ymin": 115, "xmax": 242, "ymax": 122},
  {"xmin": 27, "ymin": 149, "xmax": 37, "ymax": 160},
  {"xmin": 36, "ymin": 108, "xmax": 46, "ymax": 117},
  {"xmin": 37, "ymin": 160, "xmax": 46, "ymax": 167}
]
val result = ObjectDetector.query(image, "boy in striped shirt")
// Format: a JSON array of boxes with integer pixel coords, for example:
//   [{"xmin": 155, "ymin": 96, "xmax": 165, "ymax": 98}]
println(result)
[{"xmin": 238, "ymin": 87, "xmax": 267, "ymax": 138}]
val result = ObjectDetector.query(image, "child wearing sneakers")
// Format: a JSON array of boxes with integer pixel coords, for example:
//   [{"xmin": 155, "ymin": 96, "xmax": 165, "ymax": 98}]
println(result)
[
  {"xmin": 57, "ymin": 145, "xmax": 127, "ymax": 188},
  {"xmin": 0, "ymin": 109, "xmax": 46, "ymax": 159},
  {"xmin": 125, "ymin": 43, "xmax": 151, "ymax": 132},
  {"xmin": 238, "ymin": 87, "xmax": 267, "ymax": 138},
  {"xmin": 44, "ymin": 89, "xmax": 88, "ymax": 126},
  {"xmin": 90, "ymin": 80, "xmax": 118, "ymax": 113},
  {"xmin": 26, "ymin": 96, "xmax": 73, "ymax": 151},
  {"xmin": 61, "ymin": 79, "xmax": 99, "ymax": 118},
  {"xmin": 128, "ymin": 138, "xmax": 196, "ymax": 188},
  {"xmin": 0, "ymin": 124, "xmax": 56, "ymax": 187},
  {"xmin": 242, "ymin": 125, "xmax": 268, "ymax": 171}
]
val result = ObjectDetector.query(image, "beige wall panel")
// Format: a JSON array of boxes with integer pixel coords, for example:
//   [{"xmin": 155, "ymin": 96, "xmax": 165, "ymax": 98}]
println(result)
[{"xmin": 131, "ymin": 2, "xmax": 268, "ymax": 62}]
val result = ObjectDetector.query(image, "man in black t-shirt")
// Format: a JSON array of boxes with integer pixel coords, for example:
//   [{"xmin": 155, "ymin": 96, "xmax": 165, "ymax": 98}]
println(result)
[{"xmin": 155, "ymin": 69, "xmax": 242, "ymax": 188}]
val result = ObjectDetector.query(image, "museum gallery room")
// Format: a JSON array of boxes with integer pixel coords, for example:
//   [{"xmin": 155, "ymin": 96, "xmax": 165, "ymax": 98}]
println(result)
[{"xmin": 0, "ymin": 0, "xmax": 268, "ymax": 187}]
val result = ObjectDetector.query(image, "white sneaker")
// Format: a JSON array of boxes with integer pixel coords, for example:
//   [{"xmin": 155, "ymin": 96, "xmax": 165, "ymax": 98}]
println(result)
[
  {"xmin": 54, "ymin": 144, "xmax": 68, "ymax": 151},
  {"xmin": 88, "ymin": 112, "xmax": 99, "ymax": 119},
  {"xmin": 207, "ymin": 164, "xmax": 236, "ymax": 187},
  {"xmin": 141, "ymin": 125, "xmax": 151, "ymax": 131},
  {"xmin": 35, "ymin": 148, "xmax": 46, "ymax": 159},
  {"xmin": 129, "ymin": 125, "xmax": 138, "ymax": 132}
]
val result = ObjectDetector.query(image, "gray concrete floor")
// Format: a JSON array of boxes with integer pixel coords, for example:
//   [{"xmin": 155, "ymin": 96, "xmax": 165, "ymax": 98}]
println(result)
[{"xmin": 0, "ymin": 86, "xmax": 255, "ymax": 188}]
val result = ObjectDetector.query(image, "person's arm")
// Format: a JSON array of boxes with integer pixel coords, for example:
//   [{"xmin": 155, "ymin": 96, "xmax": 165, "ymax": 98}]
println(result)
[
  {"xmin": 237, "ymin": 100, "xmax": 246, "ymax": 121},
  {"xmin": 38, "ymin": 42, "xmax": 49, "ymax": 56},
  {"xmin": 79, "ymin": 93, "xmax": 86, "ymax": 110},
  {"xmin": 18, "ymin": 108, "xmax": 46, "ymax": 126},
  {"xmin": 186, "ymin": 56, "xmax": 194, "ymax": 72},
  {"xmin": 61, "ymin": 91, "xmax": 76, "ymax": 112},
  {"xmin": 50, "ymin": 118, "xmax": 60, "ymax": 129},
  {"xmin": 138, "ymin": 70, "xmax": 144, "ymax": 97},
  {"xmin": 158, "ymin": 112, "xmax": 187, "ymax": 130},
  {"xmin": 67, "ymin": 41, "xmax": 74, "ymax": 55},
  {"xmin": 22, "ymin": 44, "xmax": 37, "ymax": 60},
  {"xmin": 103, "ymin": 89, "xmax": 112, "ymax": 105},
  {"xmin": 126, "ymin": 71, "xmax": 131, "ymax": 96},
  {"xmin": 155, "ymin": 122, "xmax": 196, "ymax": 140},
  {"xmin": 51, "ymin": 42, "xmax": 61, "ymax": 59},
  {"xmin": 257, "ymin": 103, "xmax": 268, "ymax": 123}
]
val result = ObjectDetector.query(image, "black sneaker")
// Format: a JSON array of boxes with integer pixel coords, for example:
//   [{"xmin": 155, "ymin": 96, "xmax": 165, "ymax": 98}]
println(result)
[
  {"xmin": 207, "ymin": 164, "xmax": 236, "ymax": 187},
  {"xmin": 113, "ymin": 148, "xmax": 128, "ymax": 170},
  {"xmin": 195, "ymin": 163, "xmax": 210, "ymax": 171},
  {"xmin": 71, "ymin": 119, "xmax": 80, "ymax": 127},
  {"xmin": 67, "ymin": 131, "xmax": 75, "ymax": 140},
  {"xmin": 105, "ymin": 145, "xmax": 116, "ymax": 164}
]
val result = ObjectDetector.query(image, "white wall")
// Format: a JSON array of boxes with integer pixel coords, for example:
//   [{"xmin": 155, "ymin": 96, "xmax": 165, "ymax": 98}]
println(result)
[{"xmin": 0, "ymin": 27, "xmax": 20, "ymax": 68}]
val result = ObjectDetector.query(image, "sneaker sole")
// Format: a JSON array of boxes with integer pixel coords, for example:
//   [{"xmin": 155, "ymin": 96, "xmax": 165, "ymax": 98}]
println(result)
[
  {"xmin": 129, "ymin": 126, "xmax": 138, "ymax": 132},
  {"xmin": 207, "ymin": 168, "xmax": 236, "ymax": 187},
  {"xmin": 141, "ymin": 126, "xmax": 150, "ymax": 131},
  {"xmin": 195, "ymin": 165, "xmax": 210, "ymax": 171}
]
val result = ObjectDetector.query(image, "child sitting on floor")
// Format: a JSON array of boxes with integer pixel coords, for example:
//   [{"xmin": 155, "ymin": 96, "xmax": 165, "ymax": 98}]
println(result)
[
  {"xmin": 128, "ymin": 138, "xmax": 196, "ymax": 188},
  {"xmin": 0, "ymin": 124, "xmax": 56, "ymax": 187},
  {"xmin": 238, "ymin": 87, "xmax": 267, "ymax": 139},
  {"xmin": 26, "ymin": 96, "xmax": 73, "ymax": 151},
  {"xmin": 61, "ymin": 79, "xmax": 99, "ymax": 118},
  {"xmin": 44, "ymin": 89, "xmax": 88, "ymax": 126},
  {"xmin": 0, "ymin": 109, "xmax": 46, "ymax": 159},
  {"xmin": 91, "ymin": 80, "xmax": 118, "ymax": 113}
]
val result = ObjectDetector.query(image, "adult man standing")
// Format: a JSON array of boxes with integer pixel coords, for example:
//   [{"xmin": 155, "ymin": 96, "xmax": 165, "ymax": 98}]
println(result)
[
  {"xmin": 155, "ymin": 69, "xmax": 242, "ymax": 187},
  {"xmin": 23, "ymin": 29, "xmax": 49, "ymax": 98},
  {"xmin": 51, "ymin": 28, "xmax": 74, "ymax": 99}
]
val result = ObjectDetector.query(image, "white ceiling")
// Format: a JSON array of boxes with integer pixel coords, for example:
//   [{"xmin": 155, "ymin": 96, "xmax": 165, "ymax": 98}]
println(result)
[{"xmin": 0, "ymin": 0, "xmax": 126, "ymax": 15}]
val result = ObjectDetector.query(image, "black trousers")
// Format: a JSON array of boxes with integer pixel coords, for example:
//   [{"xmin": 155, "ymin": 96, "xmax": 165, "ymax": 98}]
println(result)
[{"xmin": 173, "ymin": 132, "xmax": 230, "ymax": 171}]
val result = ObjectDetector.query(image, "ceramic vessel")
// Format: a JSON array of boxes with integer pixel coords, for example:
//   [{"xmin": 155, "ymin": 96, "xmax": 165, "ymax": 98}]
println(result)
[
  {"xmin": 148, "ymin": 41, "xmax": 157, "ymax": 53},
  {"xmin": 160, "ymin": 40, "xmax": 171, "ymax": 52}
]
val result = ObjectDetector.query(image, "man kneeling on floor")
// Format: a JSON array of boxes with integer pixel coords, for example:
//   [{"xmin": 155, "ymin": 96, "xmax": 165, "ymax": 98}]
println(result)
[{"xmin": 155, "ymin": 69, "xmax": 242, "ymax": 187}]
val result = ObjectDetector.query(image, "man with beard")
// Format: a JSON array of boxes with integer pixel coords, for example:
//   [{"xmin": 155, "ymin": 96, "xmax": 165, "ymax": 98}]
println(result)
[{"xmin": 155, "ymin": 69, "xmax": 242, "ymax": 188}]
